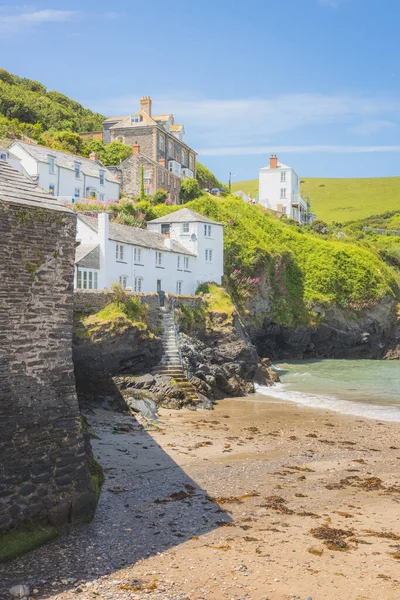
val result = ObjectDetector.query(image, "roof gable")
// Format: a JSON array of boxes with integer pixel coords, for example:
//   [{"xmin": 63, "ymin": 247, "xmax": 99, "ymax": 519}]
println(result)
[{"xmin": 148, "ymin": 207, "xmax": 222, "ymax": 225}]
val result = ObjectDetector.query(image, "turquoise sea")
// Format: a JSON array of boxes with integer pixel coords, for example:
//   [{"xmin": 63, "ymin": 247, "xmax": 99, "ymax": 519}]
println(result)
[{"xmin": 255, "ymin": 359, "xmax": 400, "ymax": 422}]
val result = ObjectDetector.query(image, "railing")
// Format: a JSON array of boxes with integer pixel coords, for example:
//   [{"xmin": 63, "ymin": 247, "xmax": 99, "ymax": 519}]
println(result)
[
  {"xmin": 170, "ymin": 296, "xmax": 186, "ymax": 376},
  {"xmin": 363, "ymin": 226, "xmax": 400, "ymax": 237}
]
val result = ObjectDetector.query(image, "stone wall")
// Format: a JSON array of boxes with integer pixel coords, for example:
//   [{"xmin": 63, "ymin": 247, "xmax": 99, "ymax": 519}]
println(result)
[
  {"xmin": 74, "ymin": 290, "xmax": 161, "ymax": 327},
  {"xmin": 165, "ymin": 294, "xmax": 204, "ymax": 311},
  {"xmin": 0, "ymin": 202, "xmax": 95, "ymax": 535}
]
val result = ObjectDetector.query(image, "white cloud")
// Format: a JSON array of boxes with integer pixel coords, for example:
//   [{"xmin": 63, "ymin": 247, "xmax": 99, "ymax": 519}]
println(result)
[
  {"xmin": 349, "ymin": 120, "xmax": 396, "ymax": 135},
  {"xmin": 0, "ymin": 8, "xmax": 78, "ymax": 37},
  {"xmin": 198, "ymin": 145, "xmax": 400, "ymax": 156}
]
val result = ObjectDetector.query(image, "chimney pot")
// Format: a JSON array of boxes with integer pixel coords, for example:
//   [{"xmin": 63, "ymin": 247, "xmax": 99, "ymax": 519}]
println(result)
[{"xmin": 132, "ymin": 144, "xmax": 140, "ymax": 156}]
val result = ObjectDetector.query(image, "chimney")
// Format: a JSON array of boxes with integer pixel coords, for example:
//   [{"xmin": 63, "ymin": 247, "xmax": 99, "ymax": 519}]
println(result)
[
  {"xmin": 164, "ymin": 235, "xmax": 173, "ymax": 250},
  {"xmin": 132, "ymin": 144, "xmax": 140, "ymax": 156},
  {"xmin": 98, "ymin": 213, "xmax": 109, "ymax": 245},
  {"xmin": 140, "ymin": 96, "xmax": 152, "ymax": 116},
  {"xmin": 270, "ymin": 154, "xmax": 278, "ymax": 169},
  {"xmin": 89, "ymin": 152, "xmax": 99, "ymax": 161}
]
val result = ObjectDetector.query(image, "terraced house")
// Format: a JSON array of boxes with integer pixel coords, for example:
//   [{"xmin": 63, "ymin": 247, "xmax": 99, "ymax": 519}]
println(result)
[{"xmin": 104, "ymin": 96, "xmax": 197, "ymax": 204}]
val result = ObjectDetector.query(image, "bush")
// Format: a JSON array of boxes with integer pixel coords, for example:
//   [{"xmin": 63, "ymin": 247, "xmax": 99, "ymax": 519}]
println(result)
[{"xmin": 151, "ymin": 188, "xmax": 169, "ymax": 205}]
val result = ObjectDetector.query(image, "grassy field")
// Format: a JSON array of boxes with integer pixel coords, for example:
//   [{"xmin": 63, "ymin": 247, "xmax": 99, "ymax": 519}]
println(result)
[{"xmin": 231, "ymin": 177, "xmax": 400, "ymax": 223}]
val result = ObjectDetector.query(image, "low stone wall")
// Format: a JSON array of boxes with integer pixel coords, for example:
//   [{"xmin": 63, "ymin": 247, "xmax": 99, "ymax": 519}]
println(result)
[{"xmin": 165, "ymin": 294, "xmax": 204, "ymax": 311}]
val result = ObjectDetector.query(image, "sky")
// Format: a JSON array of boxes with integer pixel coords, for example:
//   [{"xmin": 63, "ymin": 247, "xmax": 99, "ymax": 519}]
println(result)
[{"xmin": 1, "ymin": 0, "xmax": 400, "ymax": 183}]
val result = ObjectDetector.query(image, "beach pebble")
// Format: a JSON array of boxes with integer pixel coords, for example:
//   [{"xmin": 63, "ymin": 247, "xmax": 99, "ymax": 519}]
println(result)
[{"xmin": 9, "ymin": 585, "xmax": 29, "ymax": 598}]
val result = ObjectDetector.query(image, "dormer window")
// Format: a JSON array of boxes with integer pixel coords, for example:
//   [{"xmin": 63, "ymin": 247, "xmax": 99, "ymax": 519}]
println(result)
[
  {"xmin": 99, "ymin": 170, "xmax": 105, "ymax": 186},
  {"xmin": 0, "ymin": 153, "xmax": 6, "ymax": 161},
  {"xmin": 130, "ymin": 114, "xmax": 141, "ymax": 123},
  {"xmin": 48, "ymin": 156, "xmax": 55, "ymax": 174},
  {"xmin": 74, "ymin": 162, "xmax": 81, "ymax": 179}
]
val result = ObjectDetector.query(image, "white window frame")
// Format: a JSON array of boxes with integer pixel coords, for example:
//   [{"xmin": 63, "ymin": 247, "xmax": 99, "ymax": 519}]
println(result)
[
  {"xmin": 77, "ymin": 269, "xmax": 98, "ymax": 290},
  {"xmin": 159, "ymin": 136, "xmax": 164, "ymax": 151},
  {"xmin": 49, "ymin": 184, "xmax": 55, "ymax": 195},
  {"xmin": 204, "ymin": 224, "xmax": 211, "ymax": 237},
  {"xmin": 205, "ymin": 249, "xmax": 213, "ymax": 263},
  {"xmin": 119, "ymin": 275, "xmax": 128, "ymax": 289},
  {"xmin": 177, "ymin": 255, "xmax": 181, "ymax": 270},
  {"xmin": 134, "ymin": 247, "xmax": 142, "ymax": 263},
  {"xmin": 155, "ymin": 251, "xmax": 163, "ymax": 266},
  {"xmin": 116, "ymin": 244, "xmax": 125, "ymax": 261},
  {"xmin": 181, "ymin": 150, "xmax": 185, "ymax": 164},
  {"xmin": 182, "ymin": 223, "xmax": 190, "ymax": 234},
  {"xmin": 99, "ymin": 193, "xmax": 105, "ymax": 201},
  {"xmin": 176, "ymin": 281, "xmax": 183, "ymax": 295},
  {"xmin": 144, "ymin": 187, "xmax": 150, "ymax": 195},
  {"xmin": 168, "ymin": 141, "xmax": 173, "ymax": 156},
  {"xmin": 280, "ymin": 171, "xmax": 286, "ymax": 182},
  {"xmin": 99, "ymin": 170, "xmax": 105, "ymax": 186},
  {"xmin": 74, "ymin": 162, "xmax": 81, "ymax": 179},
  {"xmin": 134, "ymin": 276, "xmax": 143, "ymax": 292},
  {"xmin": 184, "ymin": 256, "xmax": 189, "ymax": 270},
  {"xmin": 0, "ymin": 153, "xmax": 6, "ymax": 161},
  {"xmin": 189, "ymin": 155, "xmax": 193, "ymax": 169},
  {"xmin": 48, "ymin": 156, "xmax": 55, "ymax": 174},
  {"xmin": 280, "ymin": 188, "xmax": 286, "ymax": 199},
  {"xmin": 131, "ymin": 115, "xmax": 141, "ymax": 123},
  {"xmin": 74, "ymin": 188, "xmax": 80, "ymax": 198}
]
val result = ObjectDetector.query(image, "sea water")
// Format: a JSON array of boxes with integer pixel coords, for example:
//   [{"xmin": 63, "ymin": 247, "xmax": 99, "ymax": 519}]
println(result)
[{"xmin": 255, "ymin": 359, "xmax": 400, "ymax": 422}]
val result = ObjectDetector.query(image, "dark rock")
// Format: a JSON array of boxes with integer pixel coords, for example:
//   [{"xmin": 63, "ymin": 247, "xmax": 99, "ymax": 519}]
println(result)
[{"xmin": 127, "ymin": 397, "xmax": 158, "ymax": 420}]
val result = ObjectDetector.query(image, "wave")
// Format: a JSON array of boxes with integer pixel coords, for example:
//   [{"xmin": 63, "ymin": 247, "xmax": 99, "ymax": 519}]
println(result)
[{"xmin": 255, "ymin": 383, "xmax": 400, "ymax": 423}]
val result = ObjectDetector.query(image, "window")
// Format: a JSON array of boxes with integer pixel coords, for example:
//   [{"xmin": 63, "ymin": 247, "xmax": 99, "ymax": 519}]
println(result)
[
  {"xmin": 181, "ymin": 150, "xmax": 185, "ymax": 164},
  {"xmin": 74, "ymin": 188, "xmax": 80, "ymax": 198},
  {"xmin": 99, "ymin": 193, "xmax": 105, "ymax": 201},
  {"xmin": 134, "ymin": 276, "xmax": 143, "ymax": 292},
  {"xmin": 117, "ymin": 136, "xmax": 124, "ymax": 143},
  {"xmin": 182, "ymin": 223, "xmax": 189, "ymax": 234},
  {"xmin": 144, "ymin": 187, "xmax": 150, "ymax": 195},
  {"xmin": 204, "ymin": 224, "xmax": 211, "ymax": 237},
  {"xmin": 184, "ymin": 257, "xmax": 189, "ymax": 270},
  {"xmin": 280, "ymin": 188, "xmax": 286, "ymax": 199},
  {"xmin": 0, "ymin": 153, "xmax": 6, "ymax": 160},
  {"xmin": 131, "ymin": 114, "xmax": 141, "ymax": 123},
  {"xmin": 77, "ymin": 269, "xmax": 98, "ymax": 290},
  {"xmin": 119, "ymin": 275, "xmax": 128, "ymax": 289},
  {"xmin": 168, "ymin": 141, "xmax": 173, "ymax": 156},
  {"xmin": 281, "ymin": 171, "xmax": 286, "ymax": 182},
  {"xmin": 159, "ymin": 136, "xmax": 164, "ymax": 151},
  {"xmin": 99, "ymin": 171, "xmax": 105, "ymax": 185},
  {"xmin": 49, "ymin": 184, "xmax": 55, "ymax": 195},
  {"xmin": 155, "ymin": 251, "xmax": 163, "ymax": 266},
  {"xmin": 176, "ymin": 281, "xmax": 183, "ymax": 295},
  {"xmin": 168, "ymin": 174, "xmax": 171, "ymax": 185},
  {"xmin": 205, "ymin": 249, "xmax": 213, "ymax": 263},
  {"xmin": 161, "ymin": 224, "xmax": 170, "ymax": 235},
  {"xmin": 74, "ymin": 162, "xmax": 80, "ymax": 179},
  {"xmin": 189, "ymin": 155, "xmax": 193, "ymax": 170},
  {"xmin": 177, "ymin": 255, "xmax": 181, "ymax": 270},
  {"xmin": 161, "ymin": 171, "xmax": 165, "ymax": 184},
  {"xmin": 116, "ymin": 244, "xmax": 124, "ymax": 261},
  {"xmin": 48, "ymin": 156, "xmax": 55, "ymax": 174},
  {"xmin": 134, "ymin": 247, "xmax": 142, "ymax": 263}
]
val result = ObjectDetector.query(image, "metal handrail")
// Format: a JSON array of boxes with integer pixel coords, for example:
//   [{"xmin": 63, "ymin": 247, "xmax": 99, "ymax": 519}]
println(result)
[{"xmin": 170, "ymin": 296, "xmax": 187, "ymax": 377}]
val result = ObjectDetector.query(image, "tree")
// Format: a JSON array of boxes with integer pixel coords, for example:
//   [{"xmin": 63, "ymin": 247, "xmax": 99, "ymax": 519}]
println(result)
[
  {"xmin": 196, "ymin": 162, "xmax": 223, "ymax": 190},
  {"xmin": 312, "ymin": 219, "xmax": 328, "ymax": 234},
  {"xmin": 180, "ymin": 178, "xmax": 201, "ymax": 203},
  {"xmin": 151, "ymin": 188, "xmax": 169, "ymax": 205},
  {"xmin": 102, "ymin": 141, "xmax": 132, "ymax": 166}
]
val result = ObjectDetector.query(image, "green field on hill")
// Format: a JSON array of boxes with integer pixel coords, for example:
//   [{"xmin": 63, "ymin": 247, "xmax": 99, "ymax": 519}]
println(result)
[{"xmin": 231, "ymin": 177, "xmax": 400, "ymax": 223}]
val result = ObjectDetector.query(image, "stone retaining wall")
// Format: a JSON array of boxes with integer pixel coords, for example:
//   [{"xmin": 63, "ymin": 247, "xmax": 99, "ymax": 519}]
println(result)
[{"xmin": 0, "ymin": 203, "xmax": 95, "ymax": 535}]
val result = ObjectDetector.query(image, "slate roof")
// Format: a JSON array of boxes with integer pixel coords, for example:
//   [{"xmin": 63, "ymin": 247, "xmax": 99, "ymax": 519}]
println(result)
[
  {"xmin": 148, "ymin": 208, "xmax": 222, "ymax": 226},
  {"xmin": 0, "ymin": 159, "xmax": 73, "ymax": 212},
  {"xmin": 11, "ymin": 141, "xmax": 119, "ymax": 184},
  {"xmin": 75, "ymin": 242, "xmax": 100, "ymax": 265},
  {"xmin": 78, "ymin": 215, "xmax": 195, "ymax": 256}
]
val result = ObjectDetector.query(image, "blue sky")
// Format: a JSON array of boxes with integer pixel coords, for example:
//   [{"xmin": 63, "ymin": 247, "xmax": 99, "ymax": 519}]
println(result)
[{"xmin": 1, "ymin": 0, "xmax": 400, "ymax": 182}]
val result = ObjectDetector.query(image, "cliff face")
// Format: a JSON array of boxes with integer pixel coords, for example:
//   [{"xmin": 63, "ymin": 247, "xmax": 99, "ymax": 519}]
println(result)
[{"xmin": 245, "ymin": 294, "xmax": 399, "ymax": 360}]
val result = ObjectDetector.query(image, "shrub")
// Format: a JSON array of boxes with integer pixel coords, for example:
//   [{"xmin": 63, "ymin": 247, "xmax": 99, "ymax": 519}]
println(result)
[{"xmin": 180, "ymin": 178, "xmax": 201, "ymax": 203}]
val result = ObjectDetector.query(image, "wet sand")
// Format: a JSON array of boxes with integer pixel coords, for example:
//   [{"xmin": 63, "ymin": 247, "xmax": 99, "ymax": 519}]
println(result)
[{"xmin": 1, "ymin": 396, "xmax": 400, "ymax": 600}]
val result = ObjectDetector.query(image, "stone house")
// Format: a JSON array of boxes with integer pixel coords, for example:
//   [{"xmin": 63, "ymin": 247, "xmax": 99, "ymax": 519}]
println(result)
[
  {"xmin": 9, "ymin": 140, "xmax": 120, "ymax": 204},
  {"xmin": 75, "ymin": 208, "xmax": 224, "ymax": 296},
  {"xmin": 0, "ymin": 159, "xmax": 95, "ymax": 538},
  {"xmin": 103, "ymin": 96, "xmax": 197, "ymax": 203}
]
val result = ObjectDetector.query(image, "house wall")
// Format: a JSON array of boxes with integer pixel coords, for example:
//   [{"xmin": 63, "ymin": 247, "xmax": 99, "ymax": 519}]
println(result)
[
  {"xmin": 148, "ymin": 221, "xmax": 224, "ymax": 287},
  {"xmin": 0, "ymin": 201, "xmax": 94, "ymax": 534},
  {"xmin": 118, "ymin": 154, "xmax": 180, "ymax": 204},
  {"xmin": 259, "ymin": 165, "xmax": 308, "ymax": 222}
]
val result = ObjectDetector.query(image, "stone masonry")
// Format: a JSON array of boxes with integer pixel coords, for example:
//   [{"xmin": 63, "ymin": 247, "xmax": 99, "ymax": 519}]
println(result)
[{"xmin": 0, "ymin": 160, "xmax": 95, "ymax": 535}]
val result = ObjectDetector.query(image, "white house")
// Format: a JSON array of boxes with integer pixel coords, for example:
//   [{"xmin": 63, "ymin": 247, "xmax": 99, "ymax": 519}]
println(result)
[
  {"xmin": 75, "ymin": 207, "xmax": 224, "ymax": 295},
  {"xmin": 259, "ymin": 155, "xmax": 315, "ymax": 224},
  {"xmin": 9, "ymin": 141, "xmax": 120, "ymax": 203},
  {"xmin": 0, "ymin": 145, "xmax": 31, "ymax": 177}
]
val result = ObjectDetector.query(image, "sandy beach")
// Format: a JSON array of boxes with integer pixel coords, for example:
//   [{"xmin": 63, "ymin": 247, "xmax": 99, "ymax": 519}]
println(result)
[{"xmin": 1, "ymin": 396, "xmax": 400, "ymax": 600}]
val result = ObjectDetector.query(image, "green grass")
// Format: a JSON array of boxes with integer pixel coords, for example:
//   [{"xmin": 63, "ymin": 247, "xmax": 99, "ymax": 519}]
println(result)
[
  {"xmin": 199, "ymin": 283, "xmax": 235, "ymax": 315},
  {"xmin": 0, "ymin": 526, "xmax": 58, "ymax": 563},
  {"xmin": 232, "ymin": 177, "xmax": 400, "ymax": 223}
]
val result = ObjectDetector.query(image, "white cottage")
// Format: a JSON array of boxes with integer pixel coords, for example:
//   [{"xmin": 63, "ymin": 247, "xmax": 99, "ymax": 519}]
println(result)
[
  {"xmin": 259, "ymin": 155, "xmax": 315, "ymax": 224},
  {"xmin": 9, "ymin": 141, "xmax": 120, "ymax": 203},
  {"xmin": 75, "ymin": 208, "xmax": 224, "ymax": 295}
]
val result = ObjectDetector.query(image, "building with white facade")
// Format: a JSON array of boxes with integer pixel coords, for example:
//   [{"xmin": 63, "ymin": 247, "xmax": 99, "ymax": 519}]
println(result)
[
  {"xmin": 75, "ymin": 208, "xmax": 224, "ymax": 295},
  {"xmin": 0, "ymin": 145, "xmax": 31, "ymax": 177},
  {"xmin": 9, "ymin": 141, "xmax": 120, "ymax": 203},
  {"xmin": 259, "ymin": 155, "xmax": 315, "ymax": 224}
]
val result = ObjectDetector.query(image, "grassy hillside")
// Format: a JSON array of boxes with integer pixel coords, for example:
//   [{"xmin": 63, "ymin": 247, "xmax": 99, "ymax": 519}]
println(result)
[{"xmin": 231, "ymin": 177, "xmax": 400, "ymax": 223}]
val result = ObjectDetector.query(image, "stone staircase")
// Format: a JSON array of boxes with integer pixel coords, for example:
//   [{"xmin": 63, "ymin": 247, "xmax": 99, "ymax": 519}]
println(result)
[{"xmin": 152, "ymin": 308, "xmax": 199, "ymax": 404}]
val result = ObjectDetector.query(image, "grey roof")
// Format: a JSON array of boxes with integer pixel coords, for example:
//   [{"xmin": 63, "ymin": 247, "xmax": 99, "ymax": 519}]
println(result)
[
  {"xmin": 75, "ymin": 242, "xmax": 100, "ymax": 265},
  {"xmin": 11, "ymin": 141, "xmax": 119, "ymax": 184},
  {"xmin": 148, "ymin": 207, "xmax": 222, "ymax": 225},
  {"xmin": 0, "ymin": 159, "xmax": 73, "ymax": 213},
  {"xmin": 78, "ymin": 215, "xmax": 195, "ymax": 256}
]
